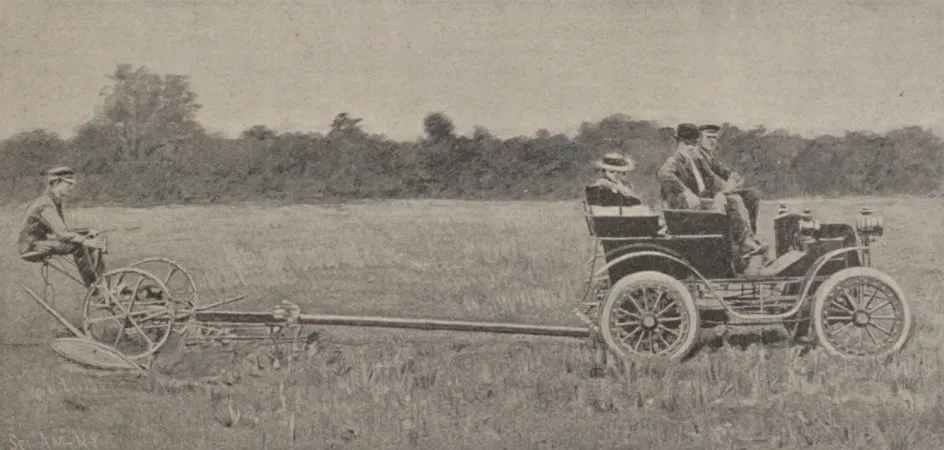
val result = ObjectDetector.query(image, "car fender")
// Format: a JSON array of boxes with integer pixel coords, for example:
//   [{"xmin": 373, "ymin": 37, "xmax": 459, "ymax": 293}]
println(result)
[
  {"xmin": 602, "ymin": 242, "xmax": 687, "ymax": 261},
  {"xmin": 797, "ymin": 246, "xmax": 869, "ymax": 303},
  {"xmin": 594, "ymin": 249, "xmax": 707, "ymax": 284}
]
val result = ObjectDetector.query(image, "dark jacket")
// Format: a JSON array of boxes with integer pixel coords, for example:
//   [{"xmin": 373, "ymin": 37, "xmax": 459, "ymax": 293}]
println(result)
[
  {"xmin": 18, "ymin": 191, "xmax": 74, "ymax": 254},
  {"xmin": 657, "ymin": 147, "xmax": 734, "ymax": 209},
  {"xmin": 586, "ymin": 177, "xmax": 642, "ymax": 207}
]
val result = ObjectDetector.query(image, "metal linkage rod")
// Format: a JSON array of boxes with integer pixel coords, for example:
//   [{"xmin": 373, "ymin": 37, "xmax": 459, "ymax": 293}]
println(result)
[
  {"xmin": 192, "ymin": 310, "xmax": 590, "ymax": 338},
  {"xmin": 23, "ymin": 287, "xmax": 85, "ymax": 338}
]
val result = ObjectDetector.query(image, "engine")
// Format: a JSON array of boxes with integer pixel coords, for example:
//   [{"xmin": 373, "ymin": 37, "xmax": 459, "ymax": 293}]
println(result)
[
  {"xmin": 773, "ymin": 205, "xmax": 821, "ymax": 257},
  {"xmin": 774, "ymin": 204, "xmax": 884, "ymax": 258}
]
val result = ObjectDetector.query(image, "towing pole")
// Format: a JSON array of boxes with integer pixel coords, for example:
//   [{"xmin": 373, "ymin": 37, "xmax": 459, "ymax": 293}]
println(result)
[{"xmin": 192, "ymin": 310, "xmax": 591, "ymax": 338}]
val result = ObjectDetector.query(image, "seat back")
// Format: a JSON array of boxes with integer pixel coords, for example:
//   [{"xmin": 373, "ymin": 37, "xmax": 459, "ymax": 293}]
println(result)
[
  {"xmin": 662, "ymin": 209, "xmax": 731, "ymax": 237},
  {"xmin": 583, "ymin": 185, "xmax": 661, "ymax": 238},
  {"xmin": 587, "ymin": 215, "xmax": 662, "ymax": 238},
  {"xmin": 585, "ymin": 185, "xmax": 642, "ymax": 208}
]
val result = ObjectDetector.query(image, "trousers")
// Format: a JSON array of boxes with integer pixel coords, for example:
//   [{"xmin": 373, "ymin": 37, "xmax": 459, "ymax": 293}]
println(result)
[
  {"xmin": 21, "ymin": 240, "xmax": 106, "ymax": 287},
  {"xmin": 722, "ymin": 194, "xmax": 756, "ymax": 252},
  {"xmin": 736, "ymin": 187, "xmax": 761, "ymax": 235}
]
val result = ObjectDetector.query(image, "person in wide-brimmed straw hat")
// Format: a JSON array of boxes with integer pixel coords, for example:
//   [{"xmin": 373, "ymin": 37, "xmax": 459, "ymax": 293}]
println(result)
[
  {"xmin": 595, "ymin": 152, "xmax": 635, "ymax": 172},
  {"xmin": 587, "ymin": 152, "xmax": 642, "ymax": 207}
]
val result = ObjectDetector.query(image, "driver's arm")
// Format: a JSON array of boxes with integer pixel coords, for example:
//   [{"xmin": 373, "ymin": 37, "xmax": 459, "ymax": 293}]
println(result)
[
  {"xmin": 37, "ymin": 206, "xmax": 81, "ymax": 242},
  {"xmin": 706, "ymin": 153, "xmax": 736, "ymax": 181}
]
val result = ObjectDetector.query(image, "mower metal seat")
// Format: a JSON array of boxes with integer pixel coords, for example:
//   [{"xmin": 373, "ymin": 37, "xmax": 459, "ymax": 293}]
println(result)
[{"xmin": 20, "ymin": 251, "xmax": 52, "ymax": 263}]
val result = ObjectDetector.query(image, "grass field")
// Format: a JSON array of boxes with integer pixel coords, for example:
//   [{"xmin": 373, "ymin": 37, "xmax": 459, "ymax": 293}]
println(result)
[{"xmin": 1, "ymin": 196, "xmax": 943, "ymax": 449}]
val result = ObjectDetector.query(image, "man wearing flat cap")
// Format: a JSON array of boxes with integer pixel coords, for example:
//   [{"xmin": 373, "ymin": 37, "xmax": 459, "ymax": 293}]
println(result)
[
  {"xmin": 587, "ymin": 152, "xmax": 642, "ymax": 207},
  {"xmin": 657, "ymin": 124, "xmax": 767, "ymax": 259},
  {"xmin": 696, "ymin": 124, "xmax": 762, "ymax": 235},
  {"xmin": 18, "ymin": 167, "xmax": 105, "ymax": 288}
]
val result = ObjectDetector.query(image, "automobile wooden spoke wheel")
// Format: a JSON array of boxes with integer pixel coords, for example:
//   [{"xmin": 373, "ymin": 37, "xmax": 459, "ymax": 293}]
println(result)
[
  {"xmin": 812, "ymin": 267, "xmax": 912, "ymax": 359},
  {"xmin": 599, "ymin": 271, "xmax": 700, "ymax": 362}
]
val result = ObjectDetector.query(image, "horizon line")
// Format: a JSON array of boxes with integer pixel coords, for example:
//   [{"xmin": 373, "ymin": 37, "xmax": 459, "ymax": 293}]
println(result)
[{"xmin": 2, "ymin": 114, "xmax": 939, "ymax": 144}]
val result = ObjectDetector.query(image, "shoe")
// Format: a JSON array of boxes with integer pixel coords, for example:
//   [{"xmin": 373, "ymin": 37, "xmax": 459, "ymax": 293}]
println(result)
[{"xmin": 740, "ymin": 237, "xmax": 769, "ymax": 260}]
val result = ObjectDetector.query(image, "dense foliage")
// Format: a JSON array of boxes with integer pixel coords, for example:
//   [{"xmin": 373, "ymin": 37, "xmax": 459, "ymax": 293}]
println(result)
[{"xmin": 3, "ymin": 65, "xmax": 943, "ymax": 207}]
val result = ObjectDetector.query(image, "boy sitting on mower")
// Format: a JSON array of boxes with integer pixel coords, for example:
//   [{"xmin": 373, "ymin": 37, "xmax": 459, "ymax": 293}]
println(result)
[{"xmin": 18, "ymin": 167, "xmax": 106, "ymax": 288}]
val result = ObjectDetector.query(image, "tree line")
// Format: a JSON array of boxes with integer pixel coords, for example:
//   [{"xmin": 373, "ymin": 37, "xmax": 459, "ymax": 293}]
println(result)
[{"xmin": 2, "ymin": 64, "xmax": 943, "ymax": 207}]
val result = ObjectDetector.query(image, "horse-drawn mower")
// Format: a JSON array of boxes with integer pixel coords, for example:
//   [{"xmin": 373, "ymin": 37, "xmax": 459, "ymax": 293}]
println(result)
[{"xmin": 21, "ymin": 198, "xmax": 913, "ymax": 375}]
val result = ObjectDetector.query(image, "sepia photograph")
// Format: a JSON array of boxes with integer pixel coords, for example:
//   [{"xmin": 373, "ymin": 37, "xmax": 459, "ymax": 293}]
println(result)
[{"xmin": 0, "ymin": 0, "xmax": 941, "ymax": 448}]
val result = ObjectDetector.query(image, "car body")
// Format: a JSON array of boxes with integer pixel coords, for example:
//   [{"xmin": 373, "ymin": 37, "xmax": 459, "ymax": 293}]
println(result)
[{"xmin": 579, "ymin": 186, "xmax": 912, "ymax": 362}]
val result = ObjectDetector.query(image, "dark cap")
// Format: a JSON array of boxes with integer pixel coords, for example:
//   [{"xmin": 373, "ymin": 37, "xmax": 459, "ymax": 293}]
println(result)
[
  {"xmin": 46, "ymin": 166, "xmax": 75, "ymax": 177},
  {"xmin": 698, "ymin": 124, "xmax": 721, "ymax": 132},
  {"xmin": 45, "ymin": 166, "xmax": 75, "ymax": 183},
  {"xmin": 675, "ymin": 123, "xmax": 700, "ymax": 141}
]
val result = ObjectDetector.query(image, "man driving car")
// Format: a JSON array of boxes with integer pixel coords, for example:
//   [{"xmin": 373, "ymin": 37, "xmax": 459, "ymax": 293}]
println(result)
[
  {"xmin": 695, "ymin": 124, "xmax": 762, "ymax": 235},
  {"xmin": 657, "ymin": 123, "xmax": 767, "ymax": 260}
]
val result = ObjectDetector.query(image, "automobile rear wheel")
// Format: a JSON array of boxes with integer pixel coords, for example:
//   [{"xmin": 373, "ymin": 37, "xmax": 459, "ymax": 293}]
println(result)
[{"xmin": 599, "ymin": 271, "xmax": 700, "ymax": 362}]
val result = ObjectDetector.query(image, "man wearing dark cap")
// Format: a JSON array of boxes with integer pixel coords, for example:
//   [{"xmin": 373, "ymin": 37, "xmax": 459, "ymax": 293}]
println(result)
[
  {"xmin": 18, "ymin": 167, "xmax": 105, "ymax": 288},
  {"xmin": 657, "ymin": 124, "xmax": 704, "ymax": 209},
  {"xmin": 696, "ymin": 124, "xmax": 762, "ymax": 234},
  {"xmin": 657, "ymin": 124, "xmax": 767, "ymax": 260}
]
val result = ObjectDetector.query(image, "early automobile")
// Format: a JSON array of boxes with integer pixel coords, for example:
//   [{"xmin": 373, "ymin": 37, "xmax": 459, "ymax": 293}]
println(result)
[{"xmin": 579, "ymin": 186, "xmax": 912, "ymax": 362}]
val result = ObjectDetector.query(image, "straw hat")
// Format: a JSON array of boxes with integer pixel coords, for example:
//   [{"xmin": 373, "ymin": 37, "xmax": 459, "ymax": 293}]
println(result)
[{"xmin": 595, "ymin": 153, "xmax": 635, "ymax": 172}]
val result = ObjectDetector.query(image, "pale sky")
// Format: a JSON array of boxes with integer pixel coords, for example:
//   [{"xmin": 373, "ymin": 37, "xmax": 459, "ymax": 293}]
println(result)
[{"xmin": 1, "ymin": 0, "xmax": 942, "ymax": 141}]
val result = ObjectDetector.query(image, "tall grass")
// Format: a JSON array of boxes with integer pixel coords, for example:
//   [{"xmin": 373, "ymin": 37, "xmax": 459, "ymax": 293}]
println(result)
[{"xmin": 1, "ymin": 196, "xmax": 942, "ymax": 449}]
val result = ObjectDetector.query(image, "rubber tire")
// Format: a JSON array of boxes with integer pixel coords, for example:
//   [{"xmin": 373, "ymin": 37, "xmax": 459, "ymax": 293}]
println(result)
[
  {"xmin": 811, "ymin": 267, "xmax": 913, "ymax": 359},
  {"xmin": 599, "ymin": 271, "xmax": 700, "ymax": 362}
]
